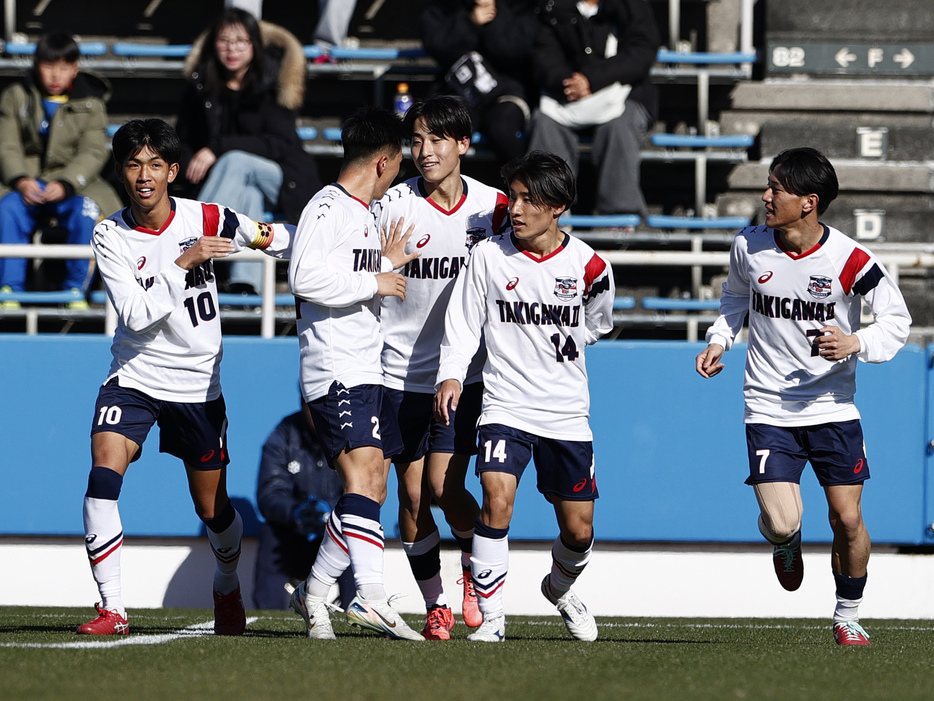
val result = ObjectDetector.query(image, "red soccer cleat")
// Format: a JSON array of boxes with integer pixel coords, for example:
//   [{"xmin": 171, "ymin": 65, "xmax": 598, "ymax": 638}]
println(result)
[
  {"xmin": 214, "ymin": 587, "xmax": 246, "ymax": 636},
  {"xmin": 458, "ymin": 567, "xmax": 483, "ymax": 628},
  {"xmin": 834, "ymin": 621, "xmax": 871, "ymax": 646},
  {"xmin": 77, "ymin": 603, "xmax": 129, "ymax": 636},
  {"xmin": 422, "ymin": 605, "xmax": 455, "ymax": 641},
  {"xmin": 772, "ymin": 537, "xmax": 804, "ymax": 591}
]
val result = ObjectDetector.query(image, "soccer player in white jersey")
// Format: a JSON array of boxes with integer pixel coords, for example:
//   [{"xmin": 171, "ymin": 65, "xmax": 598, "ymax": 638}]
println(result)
[
  {"xmin": 286, "ymin": 107, "xmax": 424, "ymax": 642},
  {"xmin": 435, "ymin": 151, "xmax": 615, "ymax": 642},
  {"xmin": 380, "ymin": 96, "xmax": 510, "ymax": 640},
  {"xmin": 696, "ymin": 147, "xmax": 911, "ymax": 646},
  {"xmin": 78, "ymin": 119, "xmax": 293, "ymax": 636}
]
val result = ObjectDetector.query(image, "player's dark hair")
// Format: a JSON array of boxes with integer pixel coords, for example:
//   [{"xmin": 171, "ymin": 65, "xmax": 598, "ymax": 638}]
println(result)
[
  {"xmin": 113, "ymin": 118, "xmax": 181, "ymax": 166},
  {"xmin": 197, "ymin": 7, "xmax": 265, "ymax": 98},
  {"xmin": 341, "ymin": 107, "xmax": 405, "ymax": 166},
  {"xmin": 501, "ymin": 151, "xmax": 576, "ymax": 210},
  {"xmin": 769, "ymin": 147, "xmax": 839, "ymax": 215},
  {"xmin": 403, "ymin": 95, "xmax": 473, "ymax": 143},
  {"xmin": 34, "ymin": 32, "xmax": 80, "ymax": 65}
]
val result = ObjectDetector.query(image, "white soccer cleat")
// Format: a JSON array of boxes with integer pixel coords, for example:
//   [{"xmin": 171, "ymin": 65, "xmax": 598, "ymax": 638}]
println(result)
[
  {"xmin": 466, "ymin": 611, "xmax": 505, "ymax": 642},
  {"xmin": 344, "ymin": 595, "xmax": 424, "ymax": 641},
  {"xmin": 285, "ymin": 582, "xmax": 336, "ymax": 640},
  {"xmin": 541, "ymin": 576, "xmax": 598, "ymax": 642}
]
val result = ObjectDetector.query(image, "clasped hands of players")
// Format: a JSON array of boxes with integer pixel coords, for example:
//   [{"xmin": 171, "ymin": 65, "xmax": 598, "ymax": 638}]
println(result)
[
  {"xmin": 376, "ymin": 217, "xmax": 419, "ymax": 301},
  {"xmin": 696, "ymin": 324, "xmax": 861, "ymax": 379}
]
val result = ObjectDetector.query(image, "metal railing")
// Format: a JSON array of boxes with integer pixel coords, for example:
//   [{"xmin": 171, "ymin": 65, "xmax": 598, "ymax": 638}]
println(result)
[{"xmin": 2, "ymin": 242, "xmax": 931, "ymax": 339}]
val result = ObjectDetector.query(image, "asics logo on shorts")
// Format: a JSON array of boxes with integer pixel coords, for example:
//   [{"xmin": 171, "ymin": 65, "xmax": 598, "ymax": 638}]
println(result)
[
  {"xmin": 573, "ymin": 478, "xmax": 588, "ymax": 493},
  {"xmin": 201, "ymin": 450, "xmax": 215, "ymax": 463},
  {"xmin": 854, "ymin": 458, "xmax": 865, "ymax": 474}
]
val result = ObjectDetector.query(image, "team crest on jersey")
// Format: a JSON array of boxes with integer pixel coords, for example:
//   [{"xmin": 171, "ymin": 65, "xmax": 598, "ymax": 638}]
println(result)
[
  {"xmin": 178, "ymin": 237, "xmax": 197, "ymax": 254},
  {"xmin": 465, "ymin": 227, "xmax": 486, "ymax": 250},
  {"xmin": 807, "ymin": 275, "xmax": 833, "ymax": 299},
  {"xmin": 554, "ymin": 277, "xmax": 578, "ymax": 301}
]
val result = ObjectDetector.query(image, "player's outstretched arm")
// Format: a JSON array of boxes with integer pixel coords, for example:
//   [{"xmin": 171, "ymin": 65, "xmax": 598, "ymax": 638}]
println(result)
[
  {"xmin": 381, "ymin": 217, "xmax": 419, "ymax": 270},
  {"xmin": 433, "ymin": 379, "xmax": 462, "ymax": 426},
  {"xmin": 696, "ymin": 343, "xmax": 725, "ymax": 378}
]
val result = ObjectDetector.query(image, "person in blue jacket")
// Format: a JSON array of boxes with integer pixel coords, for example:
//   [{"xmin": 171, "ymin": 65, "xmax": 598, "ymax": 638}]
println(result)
[{"xmin": 253, "ymin": 400, "xmax": 352, "ymax": 609}]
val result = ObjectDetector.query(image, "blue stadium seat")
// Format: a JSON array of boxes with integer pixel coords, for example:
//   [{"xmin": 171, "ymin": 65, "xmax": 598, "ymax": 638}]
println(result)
[
  {"xmin": 4, "ymin": 42, "xmax": 107, "ymax": 56},
  {"xmin": 0, "ymin": 289, "xmax": 86, "ymax": 305},
  {"xmin": 111, "ymin": 43, "xmax": 192, "ymax": 58},
  {"xmin": 559, "ymin": 214, "xmax": 641, "ymax": 228},
  {"xmin": 646, "ymin": 215, "xmax": 749, "ymax": 230},
  {"xmin": 217, "ymin": 293, "xmax": 296, "ymax": 307},
  {"xmin": 651, "ymin": 133, "xmax": 754, "ymax": 149},
  {"xmin": 613, "ymin": 296, "xmax": 636, "ymax": 310},
  {"xmin": 296, "ymin": 126, "xmax": 318, "ymax": 141},
  {"xmin": 656, "ymin": 50, "xmax": 758, "ymax": 65},
  {"xmin": 641, "ymin": 297, "xmax": 720, "ymax": 311}
]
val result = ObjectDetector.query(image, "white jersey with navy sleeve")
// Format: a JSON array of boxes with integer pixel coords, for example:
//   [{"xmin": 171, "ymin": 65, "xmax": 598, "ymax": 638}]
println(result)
[
  {"xmin": 289, "ymin": 184, "xmax": 392, "ymax": 402},
  {"xmin": 379, "ymin": 175, "xmax": 509, "ymax": 392},
  {"xmin": 92, "ymin": 197, "xmax": 291, "ymax": 402},
  {"xmin": 437, "ymin": 233, "xmax": 615, "ymax": 440},
  {"xmin": 706, "ymin": 224, "xmax": 911, "ymax": 426}
]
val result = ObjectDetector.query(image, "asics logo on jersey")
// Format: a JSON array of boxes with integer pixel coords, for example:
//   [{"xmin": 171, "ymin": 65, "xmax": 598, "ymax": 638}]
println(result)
[
  {"xmin": 85, "ymin": 534, "xmax": 97, "ymax": 545},
  {"xmin": 854, "ymin": 458, "xmax": 865, "ymax": 474},
  {"xmin": 417, "ymin": 234, "xmax": 431, "ymax": 248},
  {"xmin": 201, "ymin": 450, "xmax": 215, "ymax": 463},
  {"xmin": 476, "ymin": 569, "xmax": 493, "ymax": 579},
  {"xmin": 758, "ymin": 271, "xmax": 773, "ymax": 283},
  {"xmin": 137, "ymin": 256, "xmax": 146, "ymax": 270},
  {"xmin": 506, "ymin": 277, "xmax": 519, "ymax": 290}
]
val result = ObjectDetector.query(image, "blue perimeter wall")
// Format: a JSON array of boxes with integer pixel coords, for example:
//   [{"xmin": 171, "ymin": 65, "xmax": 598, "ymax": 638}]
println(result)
[{"xmin": 1, "ymin": 335, "xmax": 931, "ymax": 545}]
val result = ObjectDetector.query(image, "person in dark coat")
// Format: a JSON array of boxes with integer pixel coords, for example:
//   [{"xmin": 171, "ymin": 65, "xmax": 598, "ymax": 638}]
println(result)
[
  {"xmin": 175, "ymin": 7, "xmax": 321, "ymax": 294},
  {"xmin": 527, "ymin": 0, "xmax": 660, "ymax": 217},
  {"xmin": 253, "ymin": 400, "xmax": 352, "ymax": 610},
  {"xmin": 421, "ymin": 0, "xmax": 539, "ymax": 164}
]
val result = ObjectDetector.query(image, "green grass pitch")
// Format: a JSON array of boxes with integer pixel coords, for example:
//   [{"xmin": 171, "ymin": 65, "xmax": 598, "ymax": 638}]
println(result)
[{"xmin": 2, "ymin": 607, "xmax": 933, "ymax": 701}]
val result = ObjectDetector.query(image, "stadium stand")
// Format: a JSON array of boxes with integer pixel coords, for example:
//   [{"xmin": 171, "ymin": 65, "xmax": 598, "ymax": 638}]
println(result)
[{"xmin": 4, "ymin": 0, "xmax": 934, "ymax": 341}]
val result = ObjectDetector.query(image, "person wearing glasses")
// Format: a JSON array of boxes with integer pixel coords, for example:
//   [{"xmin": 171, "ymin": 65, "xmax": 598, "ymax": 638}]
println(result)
[{"xmin": 175, "ymin": 7, "xmax": 321, "ymax": 296}]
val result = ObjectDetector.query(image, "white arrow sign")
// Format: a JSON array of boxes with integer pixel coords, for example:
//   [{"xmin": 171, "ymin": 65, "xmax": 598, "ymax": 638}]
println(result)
[
  {"xmin": 894, "ymin": 48, "xmax": 915, "ymax": 68},
  {"xmin": 835, "ymin": 47, "xmax": 857, "ymax": 67}
]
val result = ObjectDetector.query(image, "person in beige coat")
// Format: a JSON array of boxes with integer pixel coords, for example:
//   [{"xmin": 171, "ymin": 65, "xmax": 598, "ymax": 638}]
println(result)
[{"xmin": 0, "ymin": 32, "xmax": 121, "ymax": 301}]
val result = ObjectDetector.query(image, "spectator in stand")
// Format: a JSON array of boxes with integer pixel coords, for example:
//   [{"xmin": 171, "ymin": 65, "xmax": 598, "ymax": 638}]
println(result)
[
  {"xmin": 314, "ymin": 1, "xmax": 358, "ymax": 52},
  {"xmin": 176, "ymin": 7, "xmax": 321, "ymax": 295},
  {"xmin": 527, "ymin": 0, "xmax": 660, "ymax": 218},
  {"xmin": 420, "ymin": 0, "xmax": 539, "ymax": 164},
  {"xmin": 254, "ymin": 399, "xmax": 353, "ymax": 610},
  {"xmin": 0, "ymin": 31, "xmax": 121, "ymax": 307}
]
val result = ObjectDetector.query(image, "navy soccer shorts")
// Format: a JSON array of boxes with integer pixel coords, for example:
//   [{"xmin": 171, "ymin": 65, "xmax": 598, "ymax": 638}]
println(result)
[
  {"xmin": 306, "ymin": 381, "xmax": 404, "ymax": 462},
  {"xmin": 90, "ymin": 380, "xmax": 230, "ymax": 469},
  {"xmin": 385, "ymin": 382, "xmax": 482, "ymax": 464},
  {"xmin": 476, "ymin": 423, "xmax": 598, "ymax": 501},
  {"xmin": 744, "ymin": 420, "xmax": 869, "ymax": 487}
]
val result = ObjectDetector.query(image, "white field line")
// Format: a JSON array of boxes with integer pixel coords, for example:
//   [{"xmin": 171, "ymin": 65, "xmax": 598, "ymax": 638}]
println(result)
[{"xmin": 0, "ymin": 617, "xmax": 258, "ymax": 649}]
